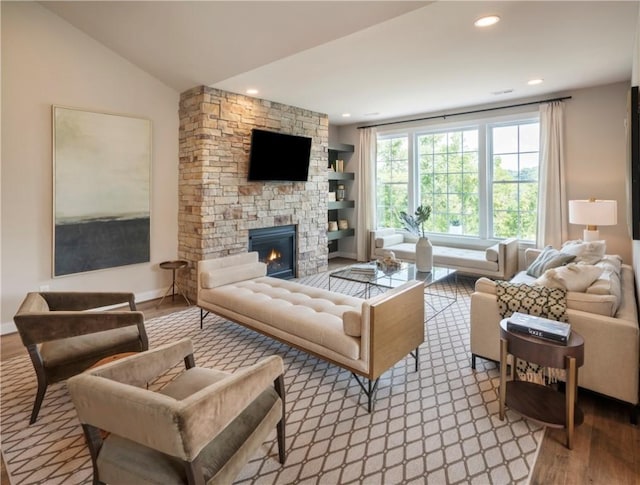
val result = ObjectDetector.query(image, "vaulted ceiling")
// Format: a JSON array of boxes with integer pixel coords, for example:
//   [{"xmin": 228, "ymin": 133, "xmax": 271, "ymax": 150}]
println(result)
[{"xmin": 44, "ymin": 1, "xmax": 639, "ymax": 125}]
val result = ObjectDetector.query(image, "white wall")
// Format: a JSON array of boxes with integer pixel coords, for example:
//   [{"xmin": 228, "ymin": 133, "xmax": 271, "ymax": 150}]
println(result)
[
  {"xmin": 1, "ymin": 2, "xmax": 180, "ymax": 333},
  {"xmin": 632, "ymin": 4, "xmax": 640, "ymax": 313},
  {"xmin": 337, "ymin": 81, "xmax": 634, "ymax": 264}
]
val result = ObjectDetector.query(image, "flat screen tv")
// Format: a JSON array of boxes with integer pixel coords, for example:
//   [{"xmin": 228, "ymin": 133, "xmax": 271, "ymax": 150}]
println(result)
[{"xmin": 248, "ymin": 129, "xmax": 312, "ymax": 181}]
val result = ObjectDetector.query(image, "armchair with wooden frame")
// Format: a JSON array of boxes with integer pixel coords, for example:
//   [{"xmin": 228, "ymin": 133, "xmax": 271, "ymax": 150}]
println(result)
[
  {"xmin": 67, "ymin": 338, "xmax": 287, "ymax": 485},
  {"xmin": 13, "ymin": 291, "xmax": 148, "ymax": 424}
]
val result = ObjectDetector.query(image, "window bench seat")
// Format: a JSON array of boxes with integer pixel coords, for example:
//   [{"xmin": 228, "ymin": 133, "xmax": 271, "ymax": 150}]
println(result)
[{"xmin": 370, "ymin": 229, "xmax": 519, "ymax": 280}]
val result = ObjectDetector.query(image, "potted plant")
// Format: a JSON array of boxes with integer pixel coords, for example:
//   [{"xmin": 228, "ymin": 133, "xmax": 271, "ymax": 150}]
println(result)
[
  {"xmin": 449, "ymin": 218, "xmax": 462, "ymax": 235},
  {"xmin": 398, "ymin": 205, "xmax": 433, "ymax": 272}
]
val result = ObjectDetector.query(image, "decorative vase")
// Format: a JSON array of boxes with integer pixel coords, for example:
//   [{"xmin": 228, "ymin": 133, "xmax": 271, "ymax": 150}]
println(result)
[{"xmin": 415, "ymin": 236, "xmax": 433, "ymax": 272}]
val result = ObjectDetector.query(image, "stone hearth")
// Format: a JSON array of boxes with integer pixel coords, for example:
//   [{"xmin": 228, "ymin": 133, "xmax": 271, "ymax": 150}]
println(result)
[{"xmin": 177, "ymin": 86, "xmax": 329, "ymax": 298}]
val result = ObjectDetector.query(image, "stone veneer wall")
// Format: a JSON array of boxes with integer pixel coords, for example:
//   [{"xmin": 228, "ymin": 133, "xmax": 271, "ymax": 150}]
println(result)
[{"xmin": 178, "ymin": 86, "xmax": 329, "ymax": 299}]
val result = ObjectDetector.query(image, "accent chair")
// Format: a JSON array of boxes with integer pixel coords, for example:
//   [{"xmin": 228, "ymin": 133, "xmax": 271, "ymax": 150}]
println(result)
[
  {"xmin": 13, "ymin": 291, "xmax": 148, "ymax": 424},
  {"xmin": 67, "ymin": 338, "xmax": 286, "ymax": 485}
]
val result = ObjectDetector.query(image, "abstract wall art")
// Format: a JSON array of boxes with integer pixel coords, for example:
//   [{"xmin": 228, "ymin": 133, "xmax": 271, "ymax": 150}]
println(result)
[{"xmin": 53, "ymin": 106, "xmax": 151, "ymax": 276}]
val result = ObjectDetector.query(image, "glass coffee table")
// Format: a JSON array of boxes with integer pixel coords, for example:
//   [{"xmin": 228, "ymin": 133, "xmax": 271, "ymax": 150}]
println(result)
[{"xmin": 329, "ymin": 261, "xmax": 457, "ymax": 320}]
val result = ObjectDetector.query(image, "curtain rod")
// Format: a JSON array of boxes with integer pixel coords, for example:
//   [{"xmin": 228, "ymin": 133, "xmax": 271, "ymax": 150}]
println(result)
[{"xmin": 356, "ymin": 96, "xmax": 572, "ymax": 130}]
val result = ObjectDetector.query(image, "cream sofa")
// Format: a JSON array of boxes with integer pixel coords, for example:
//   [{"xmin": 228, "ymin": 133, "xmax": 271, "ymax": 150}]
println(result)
[
  {"xmin": 197, "ymin": 252, "xmax": 425, "ymax": 411},
  {"xmin": 370, "ymin": 229, "xmax": 519, "ymax": 280},
  {"xmin": 470, "ymin": 248, "xmax": 639, "ymax": 419}
]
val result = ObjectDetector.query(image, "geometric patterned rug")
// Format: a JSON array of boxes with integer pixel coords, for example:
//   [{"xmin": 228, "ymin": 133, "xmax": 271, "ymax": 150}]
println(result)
[{"xmin": 0, "ymin": 272, "xmax": 543, "ymax": 484}]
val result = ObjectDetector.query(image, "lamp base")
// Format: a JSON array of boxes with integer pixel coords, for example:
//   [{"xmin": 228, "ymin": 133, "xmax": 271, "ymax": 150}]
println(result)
[{"xmin": 582, "ymin": 229, "xmax": 600, "ymax": 242}]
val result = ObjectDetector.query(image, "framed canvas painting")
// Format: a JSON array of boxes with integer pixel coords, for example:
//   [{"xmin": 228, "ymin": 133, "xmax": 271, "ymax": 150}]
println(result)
[{"xmin": 53, "ymin": 106, "xmax": 151, "ymax": 277}]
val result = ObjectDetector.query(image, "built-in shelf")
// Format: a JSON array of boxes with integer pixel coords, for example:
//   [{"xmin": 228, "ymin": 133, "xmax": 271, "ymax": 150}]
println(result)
[
  {"xmin": 328, "ymin": 171, "xmax": 355, "ymax": 181},
  {"xmin": 327, "ymin": 144, "xmax": 355, "ymax": 254},
  {"xmin": 327, "ymin": 228, "xmax": 355, "ymax": 241},
  {"xmin": 328, "ymin": 200, "xmax": 355, "ymax": 210}
]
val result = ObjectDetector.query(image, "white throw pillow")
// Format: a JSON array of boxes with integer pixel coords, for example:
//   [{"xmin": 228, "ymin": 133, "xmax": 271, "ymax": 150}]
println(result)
[
  {"xmin": 485, "ymin": 243, "xmax": 500, "ymax": 262},
  {"xmin": 561, "ymin": 240, "xmax": 606, "ymax": 264},
  {"xmin": 535, "ymin": 263, "xmax": 604, "ymax": 292}
]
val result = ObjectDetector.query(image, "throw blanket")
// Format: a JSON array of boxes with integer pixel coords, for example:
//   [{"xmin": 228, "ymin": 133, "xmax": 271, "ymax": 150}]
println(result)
[{"xmin": 496, "ymin": 281, "xmax": 568, "ymax": 384}]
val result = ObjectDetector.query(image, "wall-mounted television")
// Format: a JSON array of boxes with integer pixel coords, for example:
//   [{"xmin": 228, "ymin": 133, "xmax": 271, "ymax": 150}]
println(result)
[{"xmin": 248, "ymin": 128, "xmax": 312, "ymax": 182}]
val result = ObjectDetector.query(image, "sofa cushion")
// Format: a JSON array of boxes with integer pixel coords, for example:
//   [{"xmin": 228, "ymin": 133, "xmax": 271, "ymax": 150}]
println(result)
[
  {"xmin": 201, "ymin": 262, "xmax": 267, "ymax": 289},
  {"xmin": 477, "ymin": 272, "xmax": 618, "ymax": 317},
  {"xmin": 561, "ymin": 240, "xmax": 606, "ymax": 264},
  {"xmin": 485, "ymin": 243, "xmax": 500, "ymax": 262},
  {"xmin": 525, "ymin": 245, "xmax": 576, "ymax": 277},
  {"xmin": 200, "ymin": 277, "xmax": 362, "ymax": 360},
  {"xmin": 433, "ymin": 246, "xmax": 497, "ymax": 271},
  {"xmin": 342, "ymin": 311, "xmax": 362, "ymax": 337},
  {"xmin": 375, "ymin": 234, "xmax": 404, "ymax": 248},
  {"xmin": 535, "ymin": 263, "xmax": 603, "ymax": 292},
  {"xmin": 380, "ymin": 242, "xmax": 417, "ymax": 261}
]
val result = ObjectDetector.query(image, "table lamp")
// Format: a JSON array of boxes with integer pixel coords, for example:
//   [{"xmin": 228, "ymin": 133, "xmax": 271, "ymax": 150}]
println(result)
[{"xmin": 568, "ymin": 198, "xmax": 617, "ymax": 241}]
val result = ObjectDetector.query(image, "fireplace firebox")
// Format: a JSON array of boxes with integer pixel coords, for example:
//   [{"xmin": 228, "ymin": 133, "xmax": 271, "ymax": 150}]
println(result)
[{"xmin": 248, "ymin": 225, "xmax": 297, "ymax": 279}]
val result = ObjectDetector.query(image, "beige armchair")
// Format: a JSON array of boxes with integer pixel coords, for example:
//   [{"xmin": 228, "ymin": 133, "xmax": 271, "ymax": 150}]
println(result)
[
  {"xmin": 67, "ymin": 338, "xmax": 286, "ymax": 485},
  {"xmin": 13, "ymin": 291, "xmax": 148, "ymax": 424}
]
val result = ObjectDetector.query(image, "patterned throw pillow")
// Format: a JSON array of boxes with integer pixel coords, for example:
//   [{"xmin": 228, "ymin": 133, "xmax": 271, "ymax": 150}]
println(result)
[
  {"xmin": 496, "ymin": 281, "xmax": 568, "ymax": 322},
  {"xmin": 526, "ymin": 246, "xmax": 576, "ymax": 278}
]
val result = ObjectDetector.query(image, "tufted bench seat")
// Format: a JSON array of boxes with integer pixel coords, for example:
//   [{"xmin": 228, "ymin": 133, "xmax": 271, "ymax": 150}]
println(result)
[
  {"xmin": 197, "ymin": 252, "xmax": 425, "ymax": 411},
  {"xmin": 370, "ymin": 229, "xmax": 519, "ymax": 279}
]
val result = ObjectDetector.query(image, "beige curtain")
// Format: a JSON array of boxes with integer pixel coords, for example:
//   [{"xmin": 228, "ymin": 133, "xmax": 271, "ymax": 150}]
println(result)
[
  {"xmin": 356, "ymin": 127, "xmax": 377, "ymax": 261},
  {"xmin": 537, "ymin": 101, "xmax": 568, "ymax": 248}
]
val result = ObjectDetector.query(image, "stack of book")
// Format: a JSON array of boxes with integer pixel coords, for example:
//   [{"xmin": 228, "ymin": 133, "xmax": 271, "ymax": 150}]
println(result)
[
  {"xmin": 506, "ymin": 312, "xmax": 571, "ymax": 344},
  {"xmin": 350, "ymin": 263, "xmax": 377, "ymax": 275}
]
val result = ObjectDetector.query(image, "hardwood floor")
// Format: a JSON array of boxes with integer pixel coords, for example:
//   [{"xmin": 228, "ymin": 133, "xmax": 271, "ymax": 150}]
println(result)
[{"xmin": 1, "ymin": 276, "xmax": 638, "ymax": 484}]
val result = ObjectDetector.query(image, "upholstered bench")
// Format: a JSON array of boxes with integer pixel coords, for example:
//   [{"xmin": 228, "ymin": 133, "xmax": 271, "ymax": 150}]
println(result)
[
  {"xmin": 197, "ymin": 252, "xmax": 425, "ymax": 411},
  {"xmin": 370, "ymin": 228, "xmax": 519, "ymax": 280}
]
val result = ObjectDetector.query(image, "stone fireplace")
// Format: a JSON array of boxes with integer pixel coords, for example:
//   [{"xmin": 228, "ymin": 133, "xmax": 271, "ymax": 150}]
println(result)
[
  {"xmin": 248, "ymin": 224, "xmax": 297, "ymax": 279},
  {"xmin": 177, "ymin": 86, "xmax": 329, "ymax": 298}
]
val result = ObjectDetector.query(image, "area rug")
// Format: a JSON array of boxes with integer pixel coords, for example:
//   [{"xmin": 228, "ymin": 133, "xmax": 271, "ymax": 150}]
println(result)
[{"xmin": 1, "ymin": 273, "xmax": 543, "ymax": 484}]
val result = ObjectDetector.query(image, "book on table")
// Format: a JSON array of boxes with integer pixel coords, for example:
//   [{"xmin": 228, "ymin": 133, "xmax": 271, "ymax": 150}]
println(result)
[
  {"xmin": 350, "ymin": 262, "xmax": 377, "ymax": 274},
  {"xmin": 506, "ymin": 312, "xmax": 571, "ymax": 344}
]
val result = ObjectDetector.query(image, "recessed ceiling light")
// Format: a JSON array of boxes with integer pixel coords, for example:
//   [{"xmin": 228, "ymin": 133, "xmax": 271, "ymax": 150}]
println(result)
[
  {"xmin": 246, "ymin": 88, "xmax": 259, "ymax": 95},
  {"xmin": 491, "ymin": 89, "xmax": 514, "ymax": 96},
  {"xmin": 474, "ymin": 15, "xmax": 500, "ymax": 27},
  {"xmin": 527, "ymin": 78, "xmax": 544, "ymax": 86},
  {"xmin": 342, "ymin": 113, "xmax": 351, "ymax": 118}
]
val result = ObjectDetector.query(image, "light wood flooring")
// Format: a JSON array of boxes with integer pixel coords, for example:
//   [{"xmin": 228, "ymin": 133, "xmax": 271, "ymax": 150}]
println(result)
[{"xmin": 1, "ymin": 262, "xmax": 638, "ymax": 484}]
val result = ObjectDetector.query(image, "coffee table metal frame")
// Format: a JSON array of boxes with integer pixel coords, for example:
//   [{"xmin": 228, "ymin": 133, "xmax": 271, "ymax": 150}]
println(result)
[{"xmin": 329, "ymin": 262, "xmax": 457, "ymax": 321}]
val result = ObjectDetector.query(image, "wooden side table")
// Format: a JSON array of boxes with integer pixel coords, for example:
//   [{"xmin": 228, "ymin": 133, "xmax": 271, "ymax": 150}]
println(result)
[
  {"xmin": 158, "ymin": 260, "xmax": 190, "ymax": 307},
  {"xmin": 498, "ymin": 319, "xmax": 585, "ymax": 449}
]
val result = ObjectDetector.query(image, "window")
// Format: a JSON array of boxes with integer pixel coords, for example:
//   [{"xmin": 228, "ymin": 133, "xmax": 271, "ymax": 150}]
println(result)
[
  {"xmin": 376, "ymin": 135, "xmax": 409, "ymax": 229},
  {"xmin": 375, "ymin": 115, "xmax": 540, "ymax": 242}
]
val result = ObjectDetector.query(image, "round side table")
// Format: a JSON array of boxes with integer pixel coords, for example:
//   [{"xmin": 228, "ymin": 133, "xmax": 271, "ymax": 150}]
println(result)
[
  {"xmin": 498, "ymin": 318, "xmax": 584, "ymax": 449},
  {"xmin": 158, "ymin": 260, "xmax": 190, "ymax": 307}
]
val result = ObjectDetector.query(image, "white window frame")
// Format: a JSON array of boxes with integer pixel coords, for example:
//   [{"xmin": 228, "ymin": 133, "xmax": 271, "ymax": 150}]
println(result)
[{"xmin": 375, "ymin": 111, "xmax": 539, "ymax": 245}]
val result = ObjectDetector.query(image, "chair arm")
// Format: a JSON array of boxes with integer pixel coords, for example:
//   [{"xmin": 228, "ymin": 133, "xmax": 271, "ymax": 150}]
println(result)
[
  {"xmin": 68, "ymin": 352, "xmax": 284, "ymax": 462},
  {"xmin": 88, "ymin": 338, "xmax": 194, "ymax": 387},
  {"xmin": 525, "ymin": 248, "xmax": 542, "ymax": 267},
  {"xmin": 14, "ymin": 311, "xmax": 145, "ymax": 347},
  {"xmin": 498, "ymin": 238, "xmax": 519, "ymax": 279},
  {"xmin": 177, "ymin": 355, "xmax": 284, "ymax": 461},
  {"xmin": 40, "ymin": 292, "xmax": 137, "ymax": 311}
]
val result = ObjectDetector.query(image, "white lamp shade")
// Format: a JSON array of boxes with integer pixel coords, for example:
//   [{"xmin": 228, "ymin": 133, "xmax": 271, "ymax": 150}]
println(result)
[{"xmin": 568, "ymin": 199, "xmax": 617, "ymax": 226}]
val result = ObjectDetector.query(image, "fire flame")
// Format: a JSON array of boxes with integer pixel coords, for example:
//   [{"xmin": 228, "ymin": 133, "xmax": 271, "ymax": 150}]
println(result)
[{"xmin": 267, "ymin": 248, "xmax": 281, "ymax": 262}]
